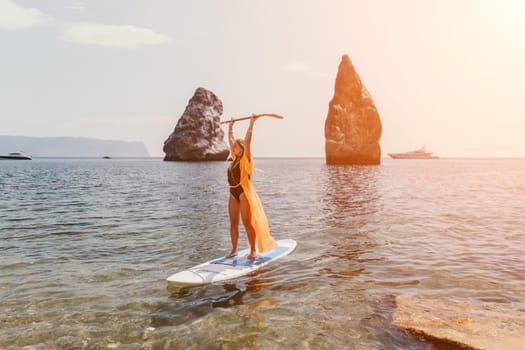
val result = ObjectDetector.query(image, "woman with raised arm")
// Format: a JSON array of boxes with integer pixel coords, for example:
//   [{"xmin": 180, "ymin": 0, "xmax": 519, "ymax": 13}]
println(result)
[{"xmin": 226, "ymin": 114, "xmax": 277, "ymax": 259}]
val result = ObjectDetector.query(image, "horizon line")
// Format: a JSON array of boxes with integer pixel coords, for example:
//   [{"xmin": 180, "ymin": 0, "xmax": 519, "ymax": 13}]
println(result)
[{"xmin": 20, "ymin": 156, "xmax": 525, "ymax": 160}]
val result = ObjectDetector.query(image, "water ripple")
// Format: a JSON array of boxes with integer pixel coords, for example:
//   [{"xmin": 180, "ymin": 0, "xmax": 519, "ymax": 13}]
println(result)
[{"xmin": 1, "ymin": 158, "xmax": 524, "ymax": 349}]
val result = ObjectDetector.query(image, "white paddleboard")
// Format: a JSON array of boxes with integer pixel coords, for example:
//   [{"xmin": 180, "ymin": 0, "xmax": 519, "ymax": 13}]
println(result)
[{"xmin": 166, "ymin": 239, "xmax": 297, "ymax": 286}]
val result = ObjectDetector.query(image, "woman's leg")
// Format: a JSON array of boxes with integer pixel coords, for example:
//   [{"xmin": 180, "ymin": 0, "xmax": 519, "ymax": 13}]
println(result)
[
  {"xmin": 239, "ymin": 193, "xmax": 257, "ymax": 258},
  {"xmin": 227, "ymin": 194, "xmax": 240, "ymax": 258}
]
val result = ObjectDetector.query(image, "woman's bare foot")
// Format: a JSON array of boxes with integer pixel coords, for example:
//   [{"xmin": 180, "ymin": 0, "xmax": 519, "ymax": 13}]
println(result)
[
  {"xmin": 226, "ymin": 251, "xmax": 237, "ymax": 258},
  {"xmin": 247, "ymin": 251, "xmax": 256, "ymax": 259}
]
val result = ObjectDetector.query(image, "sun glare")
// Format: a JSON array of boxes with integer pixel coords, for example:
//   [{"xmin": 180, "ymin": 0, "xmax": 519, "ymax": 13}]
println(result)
[{"xmin": 494, "ymin": 0, "xmax": 525, "ymax": 39}]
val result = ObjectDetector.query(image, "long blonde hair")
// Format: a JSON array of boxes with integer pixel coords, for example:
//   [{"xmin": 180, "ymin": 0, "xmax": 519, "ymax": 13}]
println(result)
[{"xmin": 235, "ymin": 139, "xmax": 245, "ymax": 153}]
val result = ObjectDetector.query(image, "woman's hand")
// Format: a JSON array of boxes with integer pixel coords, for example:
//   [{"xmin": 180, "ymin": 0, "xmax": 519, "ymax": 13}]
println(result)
[
  {"xmin": 249, "ymin": 114, "xmax": 258, "ymax": 129},
  {"xmin": 228, "ymin": 118, "xmax": 235, "ymax": 149},
  {"xmin": 244, "ymin": 115, "xmax": 257, "ymax": 158}
]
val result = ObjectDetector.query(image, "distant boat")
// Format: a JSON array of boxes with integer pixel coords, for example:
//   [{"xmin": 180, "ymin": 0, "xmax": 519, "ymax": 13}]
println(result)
[
  {"xmin": 388, "ymin": 146, "xmax": 439, "ymax": 159},
  {"xmin": 103, "ymin": 156, "xmax": 111, "ymax": 159},
  {"xmin": 0, "ymin": 152, "xmax": 32, "ymax": 160}
]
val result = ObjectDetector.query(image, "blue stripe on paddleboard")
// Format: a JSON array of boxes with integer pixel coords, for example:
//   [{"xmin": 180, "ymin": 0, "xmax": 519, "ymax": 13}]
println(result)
[{"xmin": 211, "ymin": 245, "xmax": 289, "ymax": 267}]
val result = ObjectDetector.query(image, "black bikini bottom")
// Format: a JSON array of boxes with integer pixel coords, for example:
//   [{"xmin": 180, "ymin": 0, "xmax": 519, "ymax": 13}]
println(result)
[{"xmin": 230, "ymin": 186, "xmax": 244, "ymax": 201}]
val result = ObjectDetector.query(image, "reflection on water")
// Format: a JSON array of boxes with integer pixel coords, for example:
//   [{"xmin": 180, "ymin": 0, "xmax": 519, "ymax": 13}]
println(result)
[
  {"xmin": 322, "ymin": 165, "xmax": 381, "ymax": 227},
  {"xmin": 320, "ymin": 165, "xmax": 384, "ymax": 281},
  {"xmin": 316, "ymin": 165, "xmax": 414, "ymax": 348}
]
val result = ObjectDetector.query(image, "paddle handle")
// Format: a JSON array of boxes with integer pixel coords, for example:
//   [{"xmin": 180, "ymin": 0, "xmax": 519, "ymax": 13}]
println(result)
[{"xmin": 220, "ymin": 113, "xmax": 284, "ymax": 124}]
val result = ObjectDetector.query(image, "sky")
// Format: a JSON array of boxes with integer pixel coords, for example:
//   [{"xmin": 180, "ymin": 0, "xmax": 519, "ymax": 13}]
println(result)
[{"xmin": 1, "ymin": 0, "xmax": 524, "ymax": 157}]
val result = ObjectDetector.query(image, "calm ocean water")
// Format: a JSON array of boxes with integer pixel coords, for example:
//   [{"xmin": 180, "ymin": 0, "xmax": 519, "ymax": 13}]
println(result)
[{"xmin": 1, "ymin": 158, "xmax": 524, "ymax": 349}]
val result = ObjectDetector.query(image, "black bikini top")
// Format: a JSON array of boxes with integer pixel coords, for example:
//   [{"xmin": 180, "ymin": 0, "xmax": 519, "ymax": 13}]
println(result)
[{"xmin": 228, "ymin": 159, "xmax": 241, "ymax": 187}]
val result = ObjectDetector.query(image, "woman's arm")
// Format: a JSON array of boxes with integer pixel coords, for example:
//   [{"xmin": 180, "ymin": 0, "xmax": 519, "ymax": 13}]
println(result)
[
  {"xmin": 244, "ymin": 114, "xmax": 258, "ymax": 160},
  {"xmin": 228, "ymin": 118, "xmax": 235, "ymax": 152}
]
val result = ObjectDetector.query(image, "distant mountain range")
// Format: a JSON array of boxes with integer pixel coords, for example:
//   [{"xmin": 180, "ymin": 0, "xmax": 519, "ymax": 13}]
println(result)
[{"xmin": 0, "ymin": 136, "xmax": 150, "ymax": 157}]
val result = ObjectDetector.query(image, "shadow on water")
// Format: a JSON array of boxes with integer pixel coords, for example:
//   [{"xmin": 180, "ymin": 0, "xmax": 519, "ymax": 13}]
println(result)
[{"xmin": 151, "ymin": 272, "xmax": 275, "ymax": 328}]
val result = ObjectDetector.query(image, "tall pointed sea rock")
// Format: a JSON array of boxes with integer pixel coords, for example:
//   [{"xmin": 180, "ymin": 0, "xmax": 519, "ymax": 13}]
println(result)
[
  {"xmin": 163, "ymin": 87, "xmax": 229, "ymax": 161},
  {"xmin": 325, "ymin": 55, "xmax": 382, "ymax": 165}
]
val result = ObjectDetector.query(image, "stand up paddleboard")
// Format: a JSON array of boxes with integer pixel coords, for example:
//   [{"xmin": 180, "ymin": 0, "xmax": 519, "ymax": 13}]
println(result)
[{"xmin": 167, "ymin": 239, "xmax": 296, "ymax": 286}]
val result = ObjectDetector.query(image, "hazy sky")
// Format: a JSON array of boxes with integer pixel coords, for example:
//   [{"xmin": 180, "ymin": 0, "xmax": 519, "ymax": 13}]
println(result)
[{"xmin": 1, "ymin": 0, "xmax": 524, "ymax": 157}]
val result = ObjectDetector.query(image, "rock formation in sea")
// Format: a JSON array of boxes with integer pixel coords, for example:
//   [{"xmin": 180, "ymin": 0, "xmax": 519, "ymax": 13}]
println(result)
[
  {"xmin": 325, "ymin": 54, "xmax": 382, "ymax": 165},
  {"xmin": 393, "ymin": 295, "xmax": 525, "ymax": 350},
  {"xmin": 163, "ymin": 87, "xmax": 229, "ymax": 161}
]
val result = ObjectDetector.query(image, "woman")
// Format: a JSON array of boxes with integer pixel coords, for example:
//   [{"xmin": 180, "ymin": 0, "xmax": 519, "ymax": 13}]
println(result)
[{"xmin": 227, "ymin": 114, "xmax": 277, "ymax": 259}]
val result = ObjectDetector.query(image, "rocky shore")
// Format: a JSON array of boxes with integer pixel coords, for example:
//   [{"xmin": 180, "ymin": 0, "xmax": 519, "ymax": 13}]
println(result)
[{"xmin": 393, "ymin": 295, "xmax": 525, "ymax": 350}]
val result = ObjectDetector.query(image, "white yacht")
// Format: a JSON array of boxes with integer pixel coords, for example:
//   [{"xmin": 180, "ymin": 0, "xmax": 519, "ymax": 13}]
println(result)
[
  {"xmin": 0, "ymin": 152, "xmax": 33, "ymax": 160},
  {"xmin": 388, "ymin": 146, "xmax": 439, "ymax": 159}
]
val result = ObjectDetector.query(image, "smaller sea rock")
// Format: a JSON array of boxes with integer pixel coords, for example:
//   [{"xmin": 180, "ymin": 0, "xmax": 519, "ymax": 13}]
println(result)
[
  {"xmin": 393, "ymin": 295, "xmax": 525, "ymax": 350},
  {"xmin": 163, "ymin": 87, "xmax": 229, "ymax": 161}
]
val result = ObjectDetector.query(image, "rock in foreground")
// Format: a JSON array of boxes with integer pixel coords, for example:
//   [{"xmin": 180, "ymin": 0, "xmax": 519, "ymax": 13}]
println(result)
[
  {"xmin": 163, "ymin": 87, "xmax": 229, "ymax": 161},
  {"xmin": 325, "ymin": 55, "xmax": 382, "ymax": 165},
  {"xmin": 393, "ymin": 295, "xmax": 525, "ymax": 350}
]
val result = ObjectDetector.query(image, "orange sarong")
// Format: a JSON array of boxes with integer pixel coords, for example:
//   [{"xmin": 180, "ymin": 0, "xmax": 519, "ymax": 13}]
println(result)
[{"xmin": 231, "ymin": 154, "xmax": 277, "ymax": 253}]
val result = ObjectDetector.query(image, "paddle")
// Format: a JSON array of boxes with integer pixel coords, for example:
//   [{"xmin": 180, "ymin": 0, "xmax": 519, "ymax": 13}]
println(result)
[{"xmin": 220, "ymin": 113, "xmax": 284, "ymax": 124}]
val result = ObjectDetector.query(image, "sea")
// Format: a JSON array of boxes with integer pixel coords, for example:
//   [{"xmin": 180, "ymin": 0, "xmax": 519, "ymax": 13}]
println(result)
[{"xmin": 1, "ymin": 158, "xmax": 524, "ymax": 349}]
